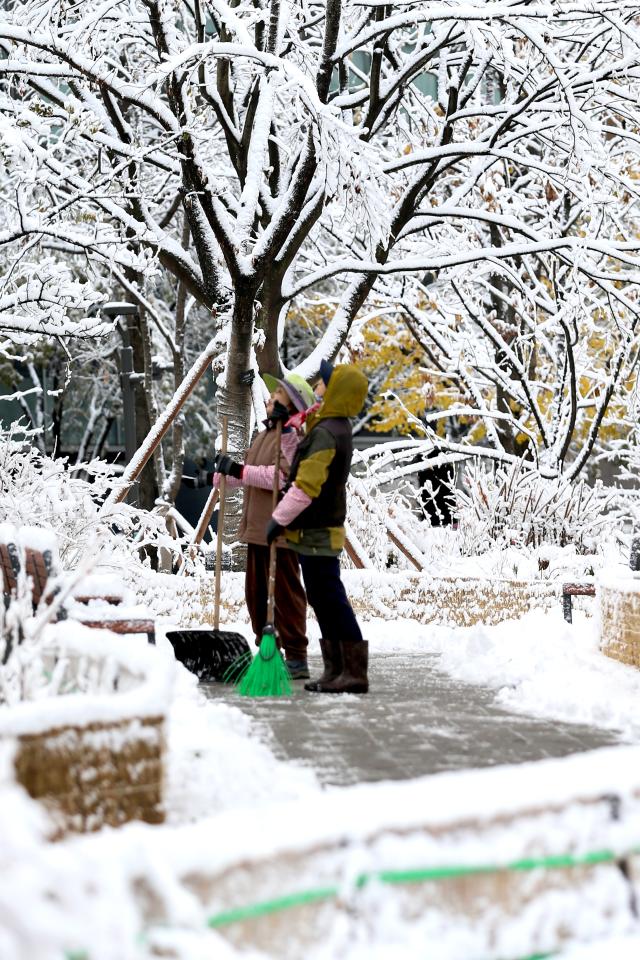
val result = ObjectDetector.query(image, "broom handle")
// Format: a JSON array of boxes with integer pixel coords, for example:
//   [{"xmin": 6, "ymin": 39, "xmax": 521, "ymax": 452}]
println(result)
[
  {"xmin": 214, "ymin": 415, "xmax": 228, "ymax": 631},
  {"xmin": 266, "ymin": 419, "xmax": 283, "ymax": 625}
]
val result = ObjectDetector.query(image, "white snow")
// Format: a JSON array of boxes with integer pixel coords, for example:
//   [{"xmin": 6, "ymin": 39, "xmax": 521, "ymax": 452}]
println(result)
[
  {"xmin": 0, "ymin": 620, "xmax": 174, "ymax": 735},
  {"xmin": 17, "ymin": 525, "xmax": 60, "ymax": 555},
  {"xmin": 3, "ymin": 597, "xmax": 640, "ymax": 957},
  {"xmin": 556, "ymin": 936, "xmax": 640, "ymax": 958},
  {"xmin": 361, "ymin": 607, "xmax": 636, "ymax": 737},
  {"xmin": 165, "ymin": 663, "xmax": 318, "ymax": 823},
  {"xmin": 5, "ymin": 0, "xmax": 640, "ymax": 950},
  {"xmin": 3, "ymin": 735, "xmax": 640, "ymax": 960}
]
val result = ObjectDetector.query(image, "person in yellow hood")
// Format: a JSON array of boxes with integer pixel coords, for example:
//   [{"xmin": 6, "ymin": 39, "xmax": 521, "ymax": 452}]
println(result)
[{"xmin": 266, "ymin": 361, "xmax": 370, "ymax": 694}]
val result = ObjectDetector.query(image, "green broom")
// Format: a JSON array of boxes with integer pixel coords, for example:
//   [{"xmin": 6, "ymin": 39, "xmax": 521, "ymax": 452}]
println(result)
[{"xmin": 234, "ymin": 418, "xmax": 291, "ymax": 698}]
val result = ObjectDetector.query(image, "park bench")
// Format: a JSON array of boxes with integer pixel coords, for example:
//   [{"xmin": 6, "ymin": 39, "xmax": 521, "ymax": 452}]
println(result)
[
  {"xmin": 0, "ymin": 524, "xmax": 155, "ymax": 645},
  {"xmin": 561, "ymin": 581, "xmax": 596, "ymax": 624},
  {"xmin": 562, "ymin": 536, "xmax": 640, "ymax": 624}
]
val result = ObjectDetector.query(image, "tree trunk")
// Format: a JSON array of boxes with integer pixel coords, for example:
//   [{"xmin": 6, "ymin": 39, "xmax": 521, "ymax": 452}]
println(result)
[
  {"xmin": 164, "ymin": 219, "xmax": 190, "ymax": 504},
  {"xmin": 128, "ymin": 317, "xmax": 159, "ymax": 511},
  {"xmin": 49, "ymin": 356, "xmax": 66, "ymax": 458},
  {"xmin": 217, "ymin": 283, "xmax": 256, "ymax": 568},
  {"xmin": 139, "ymin": 306, "xmax": 168, "ymax": 499},
  {"xmin": 255, "ymin": 274, "xmax": 282, "ymax": 376}
]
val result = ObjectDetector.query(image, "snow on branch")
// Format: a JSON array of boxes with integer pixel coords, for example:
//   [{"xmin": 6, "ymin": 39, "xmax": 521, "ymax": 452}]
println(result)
[
  {"xmin": 0, "ymin": 260, "xmax": 111, "ymax": 340},
  {"xmin": 1, "ymin": 0, "xmax": 640, "ymax": 479}
]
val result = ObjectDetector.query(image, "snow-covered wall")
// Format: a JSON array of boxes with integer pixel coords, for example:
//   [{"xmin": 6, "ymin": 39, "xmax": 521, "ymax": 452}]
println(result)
[
  {"xmin": 0, "ymin": 622, "xmax": 174, "ymax": 834},
  {"xmin": 130, "ymin": 566, "xmax": 564, "ymax": 628},
  {"xmin": 600, "ymin": 570, "xmax": 640, "ymax": 670},
  {"xmin": 3, "ymin": 744, "xmax": 640, "ymax": 959}
]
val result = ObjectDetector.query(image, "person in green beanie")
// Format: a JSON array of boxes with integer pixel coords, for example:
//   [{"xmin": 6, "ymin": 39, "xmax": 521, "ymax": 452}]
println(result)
[{"xmin": 212, "ymin": 373, "xmax": 315, "ymax": 679}]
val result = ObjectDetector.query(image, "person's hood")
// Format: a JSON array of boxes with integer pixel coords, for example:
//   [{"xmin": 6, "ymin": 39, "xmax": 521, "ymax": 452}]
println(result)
[{"xmin": 311, "ymin": 365, "xmax": 368, "ymax": 425}]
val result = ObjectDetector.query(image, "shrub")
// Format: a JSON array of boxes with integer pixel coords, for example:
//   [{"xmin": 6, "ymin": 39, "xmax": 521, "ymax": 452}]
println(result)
[
  {"xmin": 455, "ymin": 460, "xmax": 615, "ymax": 556},
  {"xmin": 0, "ymin": 422, "xmax": 176, "ymax": 570}
]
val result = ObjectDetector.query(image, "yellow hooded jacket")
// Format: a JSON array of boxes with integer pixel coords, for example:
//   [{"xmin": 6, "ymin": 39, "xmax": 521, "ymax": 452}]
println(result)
[{"xmin": 284, "ymin": 365, "xmax": 368, "ymax": 556}]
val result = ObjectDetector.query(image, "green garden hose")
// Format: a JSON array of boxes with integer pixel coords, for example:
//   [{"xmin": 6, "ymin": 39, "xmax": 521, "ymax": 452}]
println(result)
[{"xmin": 65, "ymin": 843, "xmax": 640, "ymax": 960}]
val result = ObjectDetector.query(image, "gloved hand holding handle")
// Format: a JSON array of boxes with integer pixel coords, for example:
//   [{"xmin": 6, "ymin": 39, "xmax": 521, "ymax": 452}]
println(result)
[
  {"xmin": 265, "ymin": 517, "xmax": 284, "ymax": 545},
  {"xmin": 266, "ymin": 400, "xmax": 290, "ymax": 429},
  {"xmin": 213, "ymin": 453, "xmax": 243, "ymax": 479}
]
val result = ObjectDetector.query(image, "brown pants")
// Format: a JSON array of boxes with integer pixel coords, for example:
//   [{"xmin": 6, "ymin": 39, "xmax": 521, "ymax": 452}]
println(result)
[{"xmin": 245, "ymin": 543, "xmax": 308, "ymax": 661}]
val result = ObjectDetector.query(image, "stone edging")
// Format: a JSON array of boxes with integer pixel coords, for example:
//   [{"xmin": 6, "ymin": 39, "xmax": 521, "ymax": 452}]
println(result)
[
  {"xmin": 14, "ymin": 716, "xmax": 165, "ymax": 837},
  {"xmin": 132, "ymin": 570, "xmax": 563, "ymax": 629}
]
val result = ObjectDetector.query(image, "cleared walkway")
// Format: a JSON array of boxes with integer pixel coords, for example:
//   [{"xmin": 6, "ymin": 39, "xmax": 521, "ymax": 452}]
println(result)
[{"xmin": 202, "ymin": 651, "xmax": 621, "ymax": 786}]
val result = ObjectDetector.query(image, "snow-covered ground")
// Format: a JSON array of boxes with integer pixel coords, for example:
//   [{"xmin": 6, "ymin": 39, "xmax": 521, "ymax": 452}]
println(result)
[
  {"xmin": 3, "ymin": 596, "xmax": 640, "ymax": 958},
  {"xmin": 165, "ymin": 663, "xmax": 319, "ymax": 823},
  {"xmin": 368, "ymin": 606, "xmax": 640, "ymax": 737},
  {"xmin": 163, "ymin": 604, "xmax": 639, "ymax": 826}
]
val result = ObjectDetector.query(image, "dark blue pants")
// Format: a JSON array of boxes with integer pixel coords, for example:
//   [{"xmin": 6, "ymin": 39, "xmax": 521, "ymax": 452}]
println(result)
[{"xmin": 299, "ymin": 555, "xmax": 363, "ymax": 645}]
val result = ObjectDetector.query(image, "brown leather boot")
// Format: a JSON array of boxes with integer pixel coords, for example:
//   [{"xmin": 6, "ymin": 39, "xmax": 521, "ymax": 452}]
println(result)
[
  {"xmin": 304, "ymin": 637, "xmax": 342, "ymax": 691},
  {"xmin": 314, "ymin": 641, "xmax": 368, "ymax": 694}
]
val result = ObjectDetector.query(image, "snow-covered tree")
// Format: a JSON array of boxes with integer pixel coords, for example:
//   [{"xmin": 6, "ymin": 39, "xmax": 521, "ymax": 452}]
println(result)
[{"xmin": 2, "ymin": 0, "xmax": 640, "ymax": 483}]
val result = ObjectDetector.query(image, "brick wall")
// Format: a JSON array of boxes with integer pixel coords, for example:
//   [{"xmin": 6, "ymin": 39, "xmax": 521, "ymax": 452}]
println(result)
[
  {"xmin": 600, "ymin": 579, "xmax": 640, "ymax": 668},
  {"xmin": 13, "ymin": 715, "xmax": 165, "ymax": 837}
]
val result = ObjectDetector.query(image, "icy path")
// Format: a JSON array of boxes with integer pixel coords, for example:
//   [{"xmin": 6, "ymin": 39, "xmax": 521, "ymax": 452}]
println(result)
[{"xmin": 201, "ymin": 650, "xmax": 621, "ymax": 786}]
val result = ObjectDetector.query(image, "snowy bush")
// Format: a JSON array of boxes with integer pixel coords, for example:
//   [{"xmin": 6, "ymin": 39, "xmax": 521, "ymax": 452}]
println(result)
[
  {"xmin": 456, "ymin": 461, "xmax": 617, "ymax": 556},
  {"xmin": 346, "ymin": 481, "xmax": 397, "ymax": 569},
  {"xmin": 0, "ymin": 422, "xmax": 178, "ymax": 569},
  {"xmin": 0, "ymin": 576, "xmax": 43, "ymax": 706},
  {"xmin": 345, "ymin": 474, "xmax": 429, "ymax": 572}
]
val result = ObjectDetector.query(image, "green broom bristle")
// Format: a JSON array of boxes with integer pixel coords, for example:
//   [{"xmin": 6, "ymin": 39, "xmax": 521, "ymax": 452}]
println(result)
[
  {"xmin": 222, "ymin": 650, "xmax": 252, "ymax": 684},
  {"xmin": 237, "ymin": 626, "xmax": 292, "ymax": 697}
]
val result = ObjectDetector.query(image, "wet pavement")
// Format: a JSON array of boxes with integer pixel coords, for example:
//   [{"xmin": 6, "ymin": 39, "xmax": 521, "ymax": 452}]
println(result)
[{"xmin": 202, "ymin": 652, "xmax": 623, "ymax": 786}]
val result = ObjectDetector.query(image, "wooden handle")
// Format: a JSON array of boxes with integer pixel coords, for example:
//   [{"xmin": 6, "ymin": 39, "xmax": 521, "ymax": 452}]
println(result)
[
  {"xmin": 192, "ymin": 488, "xmax": 219, "ymax": 546},
  {"xmin": 213, "ymin": 416, "xmax": 228, "ymax": 631},
  {"xmin": 106, "ymin": 339, "xmax": 216, "ymax": 508},
  {"xmin": 266, "ymin": 419, "xmax": 283, "ymax": 625}
]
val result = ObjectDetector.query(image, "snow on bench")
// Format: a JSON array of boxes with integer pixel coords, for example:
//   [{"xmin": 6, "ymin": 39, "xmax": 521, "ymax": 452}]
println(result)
[{"xmin": 0, "ymin": 525, "xmax": 155, "ymax": 643}]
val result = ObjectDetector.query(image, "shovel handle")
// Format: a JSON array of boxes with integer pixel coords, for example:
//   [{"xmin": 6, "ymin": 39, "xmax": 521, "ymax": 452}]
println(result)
[{"xmin": 214, "ymin": 416, "xmax": 228, "ymax": 631}]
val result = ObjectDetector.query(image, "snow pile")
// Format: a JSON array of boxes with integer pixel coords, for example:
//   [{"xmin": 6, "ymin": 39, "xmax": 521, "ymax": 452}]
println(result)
[
  {"xmin": 3, "ymin": 600, "xmax": 640, "ymax": 956},
  {"xmin": 130, "ymin": 743, "xmax": 640, "ymax": 960},
  {"xmin": 0, "ymin": 620, "xmax": 174, "ymax": 730},
  {"xmin": 3, "ymin": 743, "xmax": 640, "ymax": 958},
  {"xmin": 165, "ymin": 663, "xmax": 318, "ymax": 823},
  {"xmin": 557, "ymin": 937, "xmax": 640, "ymax": 959},
  {"xmin": 365, "ymin": 607, "xmax": 637, "ymax": 737},
  {"xmin": 431, "ymin": 609, "xmax": 637, "ymax": 735}
]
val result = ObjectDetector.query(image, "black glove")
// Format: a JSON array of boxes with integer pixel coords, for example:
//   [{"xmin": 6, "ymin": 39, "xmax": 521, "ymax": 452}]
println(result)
[
  {"xmin": 182, "ymin": 469, "xmax": 212, "ymax": 489},
  {"xmin": 266, "ymin": 400, "xmax": 290, "ymax": 429},
  {"xmin": 239, "ymin": 369, "xmax": 255, "ymax": 386},
  {"xmin": 265, "ymin": 517, "xmax": 284, "ymax": 545},
  {"xmin": 213, "ymin": 453, "xmax": 243, "ymax": 479}
]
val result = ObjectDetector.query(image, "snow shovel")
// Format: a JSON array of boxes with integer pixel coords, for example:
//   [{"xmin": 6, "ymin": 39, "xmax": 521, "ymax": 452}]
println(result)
[{"xmin": 166, "ymin": 415, "xmax": 250, "ymax": 682}]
